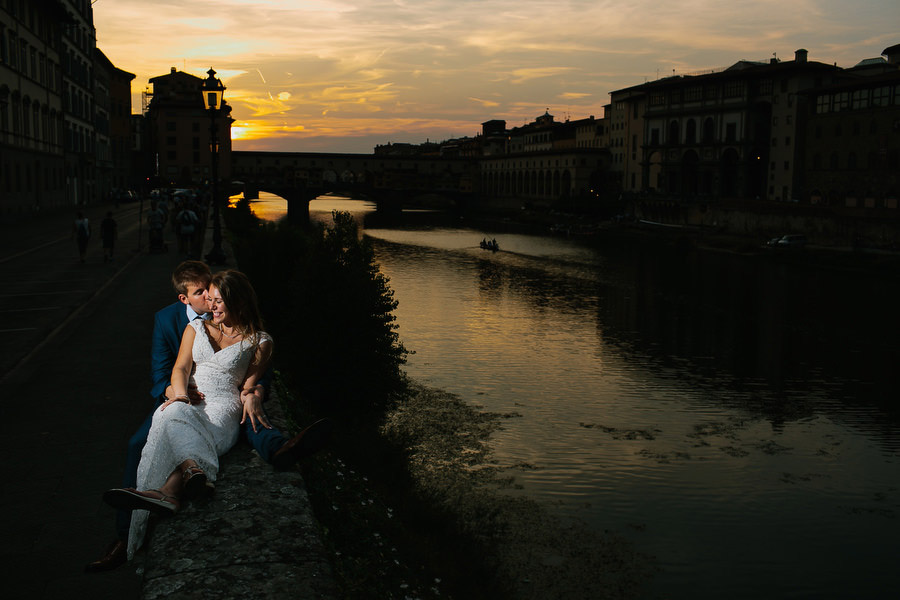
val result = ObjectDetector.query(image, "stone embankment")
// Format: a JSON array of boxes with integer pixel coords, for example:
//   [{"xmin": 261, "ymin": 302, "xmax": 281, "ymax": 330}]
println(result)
[{"xmin": 141, "ymin": 388, "xmax": 337, "ymax": 600}]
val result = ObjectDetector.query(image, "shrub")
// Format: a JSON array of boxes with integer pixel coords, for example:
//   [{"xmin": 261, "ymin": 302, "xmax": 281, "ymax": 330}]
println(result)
[{"xmin": 227, "ymin": 207, "xmax": 408, "ymax": 423}]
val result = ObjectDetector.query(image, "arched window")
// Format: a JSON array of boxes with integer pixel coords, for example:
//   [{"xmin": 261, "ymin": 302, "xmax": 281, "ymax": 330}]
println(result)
[
  {"xmin": 702, "ymin": 118, "xmax": 715, "ymax": 142},
  {"xmin": 668, "ymin": 120, "xmax": 680, "ymax": 145},
  {"xmin": 686, "ymin": 119, "xmax": 697, "ymax": 144}
]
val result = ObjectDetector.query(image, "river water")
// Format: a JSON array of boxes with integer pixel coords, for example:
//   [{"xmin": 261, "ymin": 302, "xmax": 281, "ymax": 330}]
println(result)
[{"xmin": 250, "ymin": 193, "xmax": 900, "ymax": 599}]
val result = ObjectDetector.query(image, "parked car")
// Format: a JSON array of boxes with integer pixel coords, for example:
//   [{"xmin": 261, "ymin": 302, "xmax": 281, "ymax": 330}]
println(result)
[{"xmin": 767, "ymin": 234, "xmax": 807, "ymax": 247}]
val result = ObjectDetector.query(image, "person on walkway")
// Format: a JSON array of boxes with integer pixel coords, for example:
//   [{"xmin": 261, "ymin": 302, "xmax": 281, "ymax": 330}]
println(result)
[
  {"xmin": 86, "ymin": 261, "xmax": 332, "ymax": 571},
  {"xmin": 146, "ymin": 201, "xmax": 166, "ymax": 253},
  {"xmin": 175, "ymin": 203, "xmax": 198, "ymax": 256},
  {"xmin": 100, "ymin": 211, "xmax": 117, "ymax": 262},
  {"xmin": 73, "ymin": 211, "xmax": 91, "ymax": 262},
  {"xmin": 103, "ymin": 269, "xmax": 273, "ymax": 558}
]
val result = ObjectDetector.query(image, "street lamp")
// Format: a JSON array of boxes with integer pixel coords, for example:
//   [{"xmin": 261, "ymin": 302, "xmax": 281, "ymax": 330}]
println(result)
[{"xmin": 202, "ymin": 68, "xmax": 227, "ymax": 264}]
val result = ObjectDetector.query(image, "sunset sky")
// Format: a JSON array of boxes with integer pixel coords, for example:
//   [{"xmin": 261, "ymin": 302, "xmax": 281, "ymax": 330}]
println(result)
[{"xmin": 93, "ymin": 0, "xmax": 899, "ymax": 154}]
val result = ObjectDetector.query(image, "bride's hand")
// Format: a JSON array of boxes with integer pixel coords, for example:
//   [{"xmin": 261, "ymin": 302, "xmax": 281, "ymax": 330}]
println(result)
[{"xmin": 240, "ymin": 387, "xmax": 272, "ymax": 433}]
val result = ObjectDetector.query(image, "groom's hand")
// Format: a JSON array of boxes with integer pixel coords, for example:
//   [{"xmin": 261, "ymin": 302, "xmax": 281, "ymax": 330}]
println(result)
[{"xmin": 240, "ymin": 387, "xmax": 272, "ymax": 433}]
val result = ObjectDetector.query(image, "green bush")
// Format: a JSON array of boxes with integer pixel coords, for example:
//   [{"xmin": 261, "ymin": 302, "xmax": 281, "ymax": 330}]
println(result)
[{"xmin": 227, "ymin": 207, "xmax": 408, "ymax": 423}]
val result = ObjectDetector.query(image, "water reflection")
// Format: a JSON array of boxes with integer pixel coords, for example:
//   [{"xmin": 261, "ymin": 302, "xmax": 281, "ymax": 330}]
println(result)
[{"xmin": 288, "ymin": 198, "xmax": 900, "ymax": 598}]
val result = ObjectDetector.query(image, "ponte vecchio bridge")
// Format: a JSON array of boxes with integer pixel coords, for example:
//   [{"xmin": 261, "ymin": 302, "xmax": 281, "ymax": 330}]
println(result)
[{"xmin": 230, "ymin": 151, "xmax": 477, "ymax": 220}]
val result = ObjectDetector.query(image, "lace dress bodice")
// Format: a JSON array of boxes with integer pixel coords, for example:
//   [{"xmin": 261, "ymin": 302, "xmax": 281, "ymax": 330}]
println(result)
[{"xmin": 191, "ymin": 319, "xmax": 269, "ymax": 407}]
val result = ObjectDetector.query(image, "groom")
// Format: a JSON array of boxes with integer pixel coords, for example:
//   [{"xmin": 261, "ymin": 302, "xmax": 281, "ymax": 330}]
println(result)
[{"xmin": 87, "ymin": 260, "xmax": 332, "ymax": 572}]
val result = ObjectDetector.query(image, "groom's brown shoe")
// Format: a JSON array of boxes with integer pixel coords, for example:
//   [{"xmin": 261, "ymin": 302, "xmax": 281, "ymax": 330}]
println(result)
[
  {"xmin": 85, "ymin": 539, "xmax": 127, "ymax": 573},
  {"xmin": 272, "ymin": 418, "xmax": 334, "ymax": 470}
]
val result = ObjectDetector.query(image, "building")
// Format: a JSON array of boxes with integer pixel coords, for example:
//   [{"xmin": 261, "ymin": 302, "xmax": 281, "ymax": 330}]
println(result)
[
  {"xmin": 0, "ymin": 0, "xmax": 68, "ymax": 216},
  {"xmin": 93, "ymin": 48, "xmax": 134, "ymax": 197},
  {"xmin": 802, "ymin": 47, "xmax": 900, "ymax": 209},
  {"xmin": 145, "ymin": 67, "xmax": 233, "ymax": 186},
  {"xmin": 479, "ymin": 112, "xmax": 612, "ymax": 208},
  {"xmin": 60, "ymin": 0, "xmax": 98, "ymax": 207},
  {"xmin": 609, "ymin": 49, "xmax": 846, "ymax": 203}
]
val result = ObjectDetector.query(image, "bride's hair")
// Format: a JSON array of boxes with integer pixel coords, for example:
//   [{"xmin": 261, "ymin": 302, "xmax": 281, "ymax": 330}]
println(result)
[{"xmin": 209, "ymin": 270, "xmax": 265, "ymax": 342}]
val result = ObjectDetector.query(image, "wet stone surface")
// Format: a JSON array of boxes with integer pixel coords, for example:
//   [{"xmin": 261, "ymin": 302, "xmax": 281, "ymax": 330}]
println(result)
[{"xmin": 141, "ymin": 397, "xmax": 337, "ymax": 600}]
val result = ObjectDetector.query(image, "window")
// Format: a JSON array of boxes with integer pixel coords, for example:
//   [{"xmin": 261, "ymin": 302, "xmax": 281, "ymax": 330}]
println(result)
[
  {"xmin": 686, "ymin": 119, "xmax": 696, "ymax": 143},
  {"xmin": 703, "ymin": 118, "xmax": 715, "ymax": 142},
  {"xmin": 852, "ymin": 89, "xmax": 869, "ymax": 109},
  {"xmin": 685, "ymin": 86, "xmax": 702, "ymax": 101},
  {"xmin": 816, "ymin": 94, "xmax": 830, "ymax": 113},
  {"xmin": 668, "ymin": 120, "xmax": 679, "ymax": 144},
  {"xmin": 834, "ymin": 91, "xmax": 850, "ymax": 111},
  {"xmin": 724, "ymin": 81, "xmax": 745, "ymax": 98},
  {"xmin": 725, "ymin": 123, "xmax": 736, "ymax": 142}
]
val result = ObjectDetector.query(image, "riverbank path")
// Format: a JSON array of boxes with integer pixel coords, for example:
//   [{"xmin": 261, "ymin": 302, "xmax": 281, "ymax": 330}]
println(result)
[{"xmin": 0, "ymin": 203, "xmax": 334, "ymax": 598}]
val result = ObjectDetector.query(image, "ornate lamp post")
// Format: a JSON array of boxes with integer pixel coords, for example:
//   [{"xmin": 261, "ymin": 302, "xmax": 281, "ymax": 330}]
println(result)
[{"xmin": 202, "ymin": 68, "xmax": 227, "ymax": 264}]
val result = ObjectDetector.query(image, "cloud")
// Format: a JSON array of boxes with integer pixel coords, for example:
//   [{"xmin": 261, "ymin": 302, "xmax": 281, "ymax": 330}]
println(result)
[
  {"xmin": 468, "ymin": 97, "xmax": 500, "ymax": 108},
  {"xmin": 93, "ymin": 0, "xmax": 900, "ymax": 153}
]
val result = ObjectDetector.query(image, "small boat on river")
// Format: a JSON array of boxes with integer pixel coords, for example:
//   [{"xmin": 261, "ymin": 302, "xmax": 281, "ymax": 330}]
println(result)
[{"xmin": 480, "ymin": 238, "xmax": 500, "ymax": 252}]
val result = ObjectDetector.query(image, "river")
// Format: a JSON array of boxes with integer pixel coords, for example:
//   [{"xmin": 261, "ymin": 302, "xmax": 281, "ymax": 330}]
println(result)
[{"xmin": 247, "ymin": 192, "xmax": 900, "ymax": 599}]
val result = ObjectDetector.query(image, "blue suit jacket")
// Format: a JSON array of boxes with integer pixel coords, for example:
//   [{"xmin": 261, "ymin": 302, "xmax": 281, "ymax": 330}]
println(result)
[{"xmin": 150, "ymin": 301, "xmax": 189, "ymax": 399}]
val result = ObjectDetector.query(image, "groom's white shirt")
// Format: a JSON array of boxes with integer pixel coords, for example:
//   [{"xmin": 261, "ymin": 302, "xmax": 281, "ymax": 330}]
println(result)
[{"xmin": 186, "ymin": 305, "xmax": 209, "ymax": 321}]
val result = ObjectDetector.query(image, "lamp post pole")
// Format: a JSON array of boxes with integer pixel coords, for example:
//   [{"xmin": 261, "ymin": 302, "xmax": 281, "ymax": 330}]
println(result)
[{"xmin": 202, "ymin": 68, "xmax": 227, "ymax": 265}]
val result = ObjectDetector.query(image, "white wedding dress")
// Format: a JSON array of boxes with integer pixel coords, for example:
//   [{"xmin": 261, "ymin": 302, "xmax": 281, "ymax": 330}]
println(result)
[{"xmin": 127, "ymin": 319, "xmax": 271, "ymax": 558}]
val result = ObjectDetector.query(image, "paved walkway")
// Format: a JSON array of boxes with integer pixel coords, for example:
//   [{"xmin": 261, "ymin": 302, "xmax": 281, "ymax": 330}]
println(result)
[{"xmin": 0, "ymin": 203, "xmax": 335, "ymax": 598}]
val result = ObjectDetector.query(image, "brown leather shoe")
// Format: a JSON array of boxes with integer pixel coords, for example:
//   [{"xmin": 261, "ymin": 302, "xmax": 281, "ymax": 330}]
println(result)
[
  {"xmin": 271, "ymin": 418, "xmax": 334, "ymax": 470},
  {"xmin": 85, "ymin": 539, "xmax": 127, "ymax": 573}
]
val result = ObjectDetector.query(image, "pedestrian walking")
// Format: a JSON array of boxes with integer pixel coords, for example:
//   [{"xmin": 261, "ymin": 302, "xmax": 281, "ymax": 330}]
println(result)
[
  {"xmin": 73, "ymin": 211, "xmax": 91, "ymax": 263},
  {"xmin": 147, "ymin": 201, "xmax": 167, "ymax": 253},
  {"xmin": 175, "ymin": 203, "xmax": 198, "ymax": 256},
  {"xmin": 100, "ymin": 211, "xmax": 118, "ymax": 262}
]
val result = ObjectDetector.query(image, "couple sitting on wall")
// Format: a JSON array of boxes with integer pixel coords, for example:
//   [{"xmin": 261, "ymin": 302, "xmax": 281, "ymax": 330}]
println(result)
[{"xmin": 87, "ymin": 261, "xmax": 332, "ymax": 571}]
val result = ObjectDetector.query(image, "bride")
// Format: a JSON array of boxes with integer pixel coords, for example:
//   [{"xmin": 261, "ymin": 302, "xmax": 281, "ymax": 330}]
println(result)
[{"xmin": 103, "ymin": 269, "xmax": 273, "ymax": 558}]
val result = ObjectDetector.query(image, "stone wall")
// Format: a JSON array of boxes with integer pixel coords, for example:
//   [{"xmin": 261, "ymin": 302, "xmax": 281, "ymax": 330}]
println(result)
[{"xmin": 140, "ymin": 392, "xmax": 338, "ymax": 600}]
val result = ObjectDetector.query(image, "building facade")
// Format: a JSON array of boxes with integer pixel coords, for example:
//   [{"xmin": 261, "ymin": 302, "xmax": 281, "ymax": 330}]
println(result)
[
  {"xmin": 609, "ymin": 49, "xmax": 846, "ymax": 203},
  {"xmin": 803, "ymin": 53, "xmax": 900, "ymax": 209},
  {"xmin": 145, "ymin": 67, "xmax": 232, "ymax": 187},
  {"xmin": 0, "ymin": 0, "xmax": 68, "ymax": 216},
  {"xmin": 60, "ymin": 0, "xmax": 97, "ymax": 207}
]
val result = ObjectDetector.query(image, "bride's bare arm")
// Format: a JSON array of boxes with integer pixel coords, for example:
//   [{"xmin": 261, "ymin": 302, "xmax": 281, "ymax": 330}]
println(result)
[
  {"xmin": 239, "ymin": 339, "xmax": 274, "ymax": 432},
  {"xmin": 161, "ymin": 324, "xmax": 197, "ymax": 411}
]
